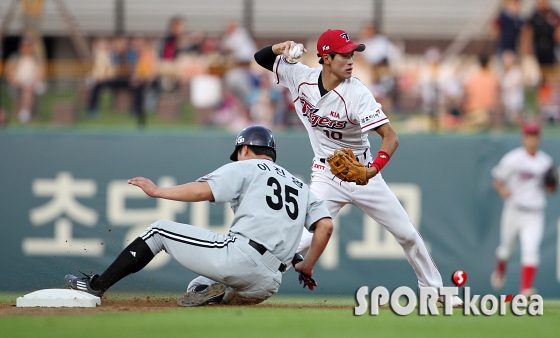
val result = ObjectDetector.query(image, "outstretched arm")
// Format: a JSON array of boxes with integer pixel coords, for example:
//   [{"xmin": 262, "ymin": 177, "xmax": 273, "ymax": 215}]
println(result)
[
  {"xmin": 128, "ymin": 177, "xmax": 214, "ymax": 202},
  {"xmin": 294, "ymin": 217, "xmax": 333, "ymax": 277},
  {"xmin": 366, "ymin": 123, "xmax": 399, "ymax": 179}
]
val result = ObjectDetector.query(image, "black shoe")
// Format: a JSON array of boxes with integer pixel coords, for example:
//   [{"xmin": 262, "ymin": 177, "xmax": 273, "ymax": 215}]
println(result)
[
  {"xmin": 177, "ymin": 283, "xmax": 226, "ymax": 307},
  {"xmin": 65, "ymin": 272, "xmax": 104, "ymax": 297}
]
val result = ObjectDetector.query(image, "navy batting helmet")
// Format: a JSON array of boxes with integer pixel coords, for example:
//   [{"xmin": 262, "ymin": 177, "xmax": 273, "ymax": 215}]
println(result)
[{"xmin": 230, "ymin": 125, "xmax": 276, "ymax": 161}]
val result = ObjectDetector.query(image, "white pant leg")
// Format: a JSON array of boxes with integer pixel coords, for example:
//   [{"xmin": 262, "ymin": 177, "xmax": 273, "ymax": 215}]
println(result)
[
  {"xmin": 351, "ymin": 174, "xmax": 443, "ymax": 289},
  {"xmin": 496, "ymin": 205, "xmax": 520, "ymax": 261},
  {"xmin": 298, "ymin": 167, "xmax": 443, "ymax": 289},
  {"xmin": 519, "ymin": 210, "xmax": 544, "ymax": 266}
]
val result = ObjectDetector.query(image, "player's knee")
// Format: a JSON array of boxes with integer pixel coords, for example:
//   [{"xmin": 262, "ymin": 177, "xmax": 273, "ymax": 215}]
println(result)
[
  {"xmin": 150, "ymin": 219, "xmax": 167, "ymax": 228},
  {"xmin": 147, "ymin": 219, "xmax": 176, "ymax": 232},
  {"xmin": 521, "ymin": 253, "xmax": 540, "ymax": 266},
  {"xmin": 396, "ymin": 230, "xmax": 418, "ymax": 248}
]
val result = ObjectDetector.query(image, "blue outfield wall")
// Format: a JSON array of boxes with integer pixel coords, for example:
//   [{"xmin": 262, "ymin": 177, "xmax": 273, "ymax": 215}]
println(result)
[{"xmin": 1, "ymin": 130, "xmax": 559, "ymax": 297}]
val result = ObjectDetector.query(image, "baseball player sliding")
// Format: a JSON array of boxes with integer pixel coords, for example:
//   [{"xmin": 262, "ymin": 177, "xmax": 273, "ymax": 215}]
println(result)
[
  {"xmin": 253, "ymin": 29, "xmax": 462, "ymax": 307},
  {"xmin": 491, "ymin": 122, "xmax": 557, "ymax": 296},
  {"xmin": 65, "ymin": 126, "xmax": 333, "ymax": 306}
]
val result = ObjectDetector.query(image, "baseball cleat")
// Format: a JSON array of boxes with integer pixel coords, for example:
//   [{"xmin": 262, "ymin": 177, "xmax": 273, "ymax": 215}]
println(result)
[
  {"xmin": 177, "ymin": 282, "xmax": 226, "ymax": 307},
  {"xmin": 490, "ymin": 271, "xmax": 505, "ymax": 291},
  {"xmin": 438, "ymin": 295, "xmax": 464, "ymax": 308},
  {"xmin": 65, "ymin": 272, "xmax": 104, "ymax": 297}
]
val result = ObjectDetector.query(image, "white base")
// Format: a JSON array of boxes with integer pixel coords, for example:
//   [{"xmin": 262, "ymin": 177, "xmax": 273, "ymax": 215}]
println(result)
[{"xmin": 16, "ymin": 289, "xmax": 101, "ymax": 308}]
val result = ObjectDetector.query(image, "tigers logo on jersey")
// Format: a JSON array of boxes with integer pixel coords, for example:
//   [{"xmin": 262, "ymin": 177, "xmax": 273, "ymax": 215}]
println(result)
[
  {"xmin": 520, "ymin": 171, "xmax": 535, "ymax": 180},
  {"xmin": 299, "ymin": 96, "xmax": 346, "ymax": 129}
]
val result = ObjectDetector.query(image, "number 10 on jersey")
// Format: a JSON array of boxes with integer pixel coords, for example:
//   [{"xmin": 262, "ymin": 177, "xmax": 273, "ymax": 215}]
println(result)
[{"xmin": 324, "ymin": 130, "xmax": 342, "ymax": 140}]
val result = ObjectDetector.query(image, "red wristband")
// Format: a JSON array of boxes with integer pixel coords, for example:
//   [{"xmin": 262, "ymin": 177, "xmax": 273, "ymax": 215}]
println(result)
[{"xmin": 372, "ymin": 151, "xmax": 390, "ymax": 172}]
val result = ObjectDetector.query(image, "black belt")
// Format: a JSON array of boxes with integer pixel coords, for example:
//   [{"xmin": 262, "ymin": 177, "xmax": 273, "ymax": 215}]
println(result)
[
  {"xmin": 248, "ymin": 240, "xmax": 287, "ymax": 272},
  {"xmin": 320, "ymin": 149, "xmax": 368, "ymax": 164}
]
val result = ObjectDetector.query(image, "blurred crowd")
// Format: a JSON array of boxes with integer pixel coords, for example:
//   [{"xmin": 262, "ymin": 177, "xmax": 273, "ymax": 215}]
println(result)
[
  {"xmin": 403, "ymin": 0, "xmax": 560, "ymax": 132},
  {"xmin": 3, "ymin": 0, "xmax": 560, "ymax": 132},
  {"xmin": 86, "ymin": 16, "xmax": 268, "ymax": 129},
  {"xmin": 349, "ymin": 0, "xmax": 560, "ymax": 133}
]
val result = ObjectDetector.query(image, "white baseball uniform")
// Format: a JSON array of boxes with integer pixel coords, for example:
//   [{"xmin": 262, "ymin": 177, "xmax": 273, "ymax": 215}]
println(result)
[
  {"xmin": 271, "ymin": 55, "xmax": 443, "ymax": 289},
  {"xmin": 491, "ymin": 147, "xmax": 553, "ymax": 266},
  {"xmin": 144, "ymin": 159, "xmax": 330, "ymax": 304}
]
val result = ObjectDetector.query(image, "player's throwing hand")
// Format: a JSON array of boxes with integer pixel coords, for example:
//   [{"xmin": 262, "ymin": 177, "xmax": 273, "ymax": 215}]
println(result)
[{"xmin": 273, "ymin": 41, "xmax": 306, "ymax": 60}]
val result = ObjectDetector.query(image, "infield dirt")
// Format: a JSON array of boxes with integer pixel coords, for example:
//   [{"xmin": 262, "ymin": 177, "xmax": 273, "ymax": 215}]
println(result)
[{"xmin": 0, "ymin": 295, "xmax": 354, "ymax": 316}]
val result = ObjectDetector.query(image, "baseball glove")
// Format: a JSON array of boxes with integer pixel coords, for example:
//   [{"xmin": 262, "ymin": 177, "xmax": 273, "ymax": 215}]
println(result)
[
  {"xmin": 291, "ymin": 253, "xmax": 317, "ymax": 290},
  {"xmin": 544, "ymin": 164, "xmax": 558, "ymax": 192},
  {"xmin": 327, "ymin": 148, "xmax": 368, "ymax": 185}
]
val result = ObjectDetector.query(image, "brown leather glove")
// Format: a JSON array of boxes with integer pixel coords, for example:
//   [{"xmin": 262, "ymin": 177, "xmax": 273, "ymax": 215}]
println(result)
[{"xmin": 327, "ymin": 148, "xmax": 368, "ymax": 185}]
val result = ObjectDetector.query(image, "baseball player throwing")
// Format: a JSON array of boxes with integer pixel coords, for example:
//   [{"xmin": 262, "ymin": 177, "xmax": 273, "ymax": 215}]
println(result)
[
  {"xmin": 490, "ymin": 122, "xmax": 557, "ymax": 296},
  {"xmin": 253, "ymin": 29, "xmax": 462, "ymax": 306},
  {"xmin": 65, "ymin": 125, "xmax": 333, "ymax": 306}
]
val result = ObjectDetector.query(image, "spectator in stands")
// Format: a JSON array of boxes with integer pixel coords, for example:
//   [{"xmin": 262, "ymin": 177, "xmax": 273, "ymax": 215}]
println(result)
[
  {"xmin": 221, "ymin": 20, "xmax": 258, "ymax": 125},
  {"xmin": 130, "ymin": 35, "xmax": 158, "ymax": 125},
  {"xmin": 357, "ymin": 22, "xmax": 400, "ymax": 116},
  {"xmin": 184, "ymin": 34, "xmax": 225, "ymax": 126},
  {"xmin": 247, "ymin": 72, "xmax": 284, "ymax": 129},
  {"xmin": 499, "ymin": 50, "xmax": 525, "ymax": 127},
  {"xmin": 161, "ymin": 16, "xmax": 187, "ymax": 62},
  {"xmin": 462, "ymin": 55, "xmax": 501, "ymax": 131},
  {"xmin": 537, "ymin": 74, "xmax": 560, "ymax": 124},
  {"xmin": 87, "ymin": 35, "xmax": 147, "ymax": 127},
  {"xmin": 177, "ymin": 33, "xmax": 222, "ymax": 84},
  {"xmin": 418, "ymin": 46, "xmax": 446, "ymax": 126},
  {"xmin": 199, "ymin": 33, "xmax": 226, "ymax": 73},
  {"xmin": 5, "ymin": 36, "xmax": 45, "ymax": 124},
  {"xmin": 522, "ymin": 0, "xmax": 560, "ymax": 81},
  {"xmin": 89, "ymin": 37, "xmax": 114, "ymax": 85},
  {"xmin": 416, "ymin": 47, "xmax": 463, "ymax": 130},
  {"xmin": 358, "ymin": 22, "xmax": 401, "ymax": 69},
  {"xmin": 491, "ymin": 0, "xmax": 524, "ymax": 55},
  {"xmin": 222, "ymin": 20, "xmax": 257, "ymax": 66},
  {"xmin": 159, "ymin": 16, "xmax": 187, "ymax": 92}
]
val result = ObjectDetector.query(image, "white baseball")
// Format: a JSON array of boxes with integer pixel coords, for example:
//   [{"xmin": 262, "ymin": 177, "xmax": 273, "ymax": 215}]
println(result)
[{"xmin": 288, "ymin": 45, "xmax": 303, "ymax": 59}]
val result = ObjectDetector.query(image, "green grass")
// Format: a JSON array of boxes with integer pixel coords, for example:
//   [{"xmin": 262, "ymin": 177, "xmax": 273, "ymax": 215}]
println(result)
[{"xmin": 1, "ymin": 294, "xmax": 559, "ymax": 338}]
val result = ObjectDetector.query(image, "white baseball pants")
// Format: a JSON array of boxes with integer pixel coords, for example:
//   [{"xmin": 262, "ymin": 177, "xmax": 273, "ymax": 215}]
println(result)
[
  {"xmin": 496, "ymin": 203, "xmax": 544, "ymax": 266},
  {"xmin": 297, "ymin": 160, "xmax": 443, "ymax": 289}
]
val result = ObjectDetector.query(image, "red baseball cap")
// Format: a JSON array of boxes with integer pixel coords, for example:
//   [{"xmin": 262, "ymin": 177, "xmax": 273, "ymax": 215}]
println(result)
[
  {"xmin": 317, "ymin": 29, "xmax": 366, "ymax": 56},
  {"xmin": 522, "ymin": 122, "xmax": 541, "ymax": 135}
]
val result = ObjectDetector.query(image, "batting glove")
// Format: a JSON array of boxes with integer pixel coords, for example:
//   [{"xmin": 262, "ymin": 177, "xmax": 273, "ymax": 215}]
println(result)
[{"xmin": 291, "ymin": 253, "xmax": 318, "ymax": 290}]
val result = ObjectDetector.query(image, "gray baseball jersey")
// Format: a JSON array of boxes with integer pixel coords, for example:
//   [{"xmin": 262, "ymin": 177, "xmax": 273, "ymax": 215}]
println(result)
[
  {"xmin": 197, "ymin": 159, "xmax": 329, "ymax": 263},
  {"xmin": 141, "ymin": 158, "xmax": 330, "ymax": 304}
]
